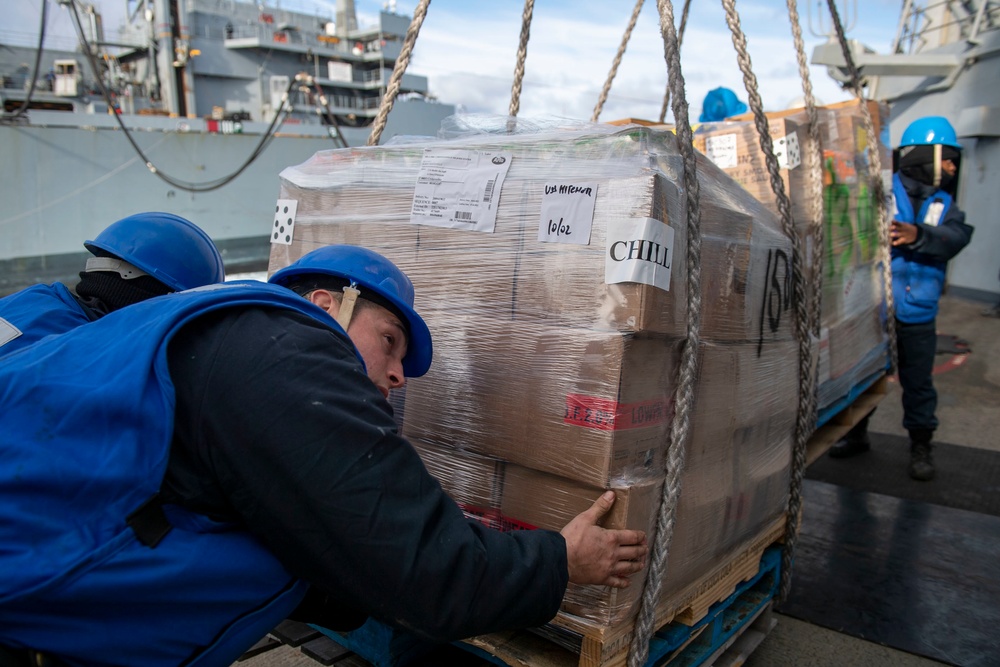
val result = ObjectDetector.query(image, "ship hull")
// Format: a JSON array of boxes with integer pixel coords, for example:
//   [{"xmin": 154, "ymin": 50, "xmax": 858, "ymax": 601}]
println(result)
[{"xmin": 0, "ymin": 99, "xmax": 453, "ymax": 295}]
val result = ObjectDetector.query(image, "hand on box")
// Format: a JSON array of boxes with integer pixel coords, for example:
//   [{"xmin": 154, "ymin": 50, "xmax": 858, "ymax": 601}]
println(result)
[{"xmin": 560, "ymin": 491, "xmax": 648, "ymax": 589}]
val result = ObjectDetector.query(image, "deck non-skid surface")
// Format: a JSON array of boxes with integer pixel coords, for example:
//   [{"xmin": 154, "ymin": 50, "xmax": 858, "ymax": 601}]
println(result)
[
  {"xmin": 778, "ymin": 478, "xmax": 1000, "ymax": 667},
  {"xmin": 806, "ymin": 433, "xmax": 1000, "ymax": 517}
]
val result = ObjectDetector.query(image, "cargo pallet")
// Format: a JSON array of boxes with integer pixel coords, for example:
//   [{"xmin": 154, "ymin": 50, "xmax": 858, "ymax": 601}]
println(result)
[
  {"xmin": 808, "ymin": 370, "xmax": 889, "ymax": 465},
  {"xmin": 299, "ymin": 519, "xmax": 784, "ymax": 667}
]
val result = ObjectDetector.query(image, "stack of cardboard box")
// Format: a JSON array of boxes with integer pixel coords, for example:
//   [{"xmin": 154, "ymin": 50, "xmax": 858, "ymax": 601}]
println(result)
[
  {"xmin": 271, "ymin": 123, "xmax": 796, "ymax": 627},
  {"xmin": 693, "ymin": 99, "xmax": 891, "ymax": 411}
]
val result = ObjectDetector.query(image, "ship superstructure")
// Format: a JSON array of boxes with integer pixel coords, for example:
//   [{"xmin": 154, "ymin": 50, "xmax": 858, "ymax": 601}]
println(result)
[{"xmin": 0, "ymin": 0, "xmax": 454, "ymax": 295}]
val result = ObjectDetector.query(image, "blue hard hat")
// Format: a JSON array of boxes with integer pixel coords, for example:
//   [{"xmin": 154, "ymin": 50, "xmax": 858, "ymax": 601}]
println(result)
[
  {"xmin": 85, "ymin": 212, "xmax": 226, "ymax": 291},
  {"xmin": 269, "ymin": 245, "xmax": 433, "ymax": 378},
  {"xmin": 699, "ymin": 87, "xmax": 748, "ymax": 123},
  {"xmin": 899, "ymin": 116, "xmax": 962, "ymax": 150}
]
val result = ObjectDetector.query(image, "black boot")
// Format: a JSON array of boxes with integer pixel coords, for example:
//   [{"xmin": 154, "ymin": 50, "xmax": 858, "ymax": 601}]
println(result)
[
  {"xmin": 829, "ymin": 432, "xmax": 871, "ymax": 458},
  {"xmin": 830, "ymin": 415, "xmax": 872, "ymax": 459},
  {"xmin": 909, "ymin": 429, "xmax": 935, "ymax": 481}
]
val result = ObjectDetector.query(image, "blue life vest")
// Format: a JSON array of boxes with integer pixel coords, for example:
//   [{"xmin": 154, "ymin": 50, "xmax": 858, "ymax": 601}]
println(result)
[
  {"xmin": 0, "ymin": 281, "xmax": 354, "ymax": 667},
  {"xmin": 891, "ymin": 174, "xmax": 952, "ymax": 323},
  {"xmin": 0, "ymin": 283, "xmax": 90, "ymax": 358}
]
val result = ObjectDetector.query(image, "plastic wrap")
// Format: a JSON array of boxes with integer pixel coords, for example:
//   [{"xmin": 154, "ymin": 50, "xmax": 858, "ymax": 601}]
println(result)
[
  {"xmin": 694, "ymin": 99, "xmax": 891, "ymax": 411},
  {"xmin": 271, "ymin": 117, "xmax": 797, "ymax": 626}
]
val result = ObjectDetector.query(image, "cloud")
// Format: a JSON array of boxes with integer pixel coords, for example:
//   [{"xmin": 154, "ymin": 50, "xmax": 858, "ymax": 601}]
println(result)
[{"xmin": 11, "ymin": 0, "xmax": 895, "ymax": 123}]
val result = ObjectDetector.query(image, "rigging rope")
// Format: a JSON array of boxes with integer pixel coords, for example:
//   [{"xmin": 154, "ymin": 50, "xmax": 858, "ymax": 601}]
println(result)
[
  {"xmin": 627, "ymin": 0, "xmax": 702, "ymax": 664},
  {"xmin": 508, "ymin": 0, "xmax": 536, "ymax": 121},
  {"xmin": 721, "ymin": 0, "xmax": 816, "ymax": 608},
  {"xmin": 786, "ymin": 0, "xmax": 825, "ymax": 340},
  {"xmin": 368, "ymin": 0, "xmax": 431, "ymax": 146},
  {"xmin": 591, "ymin": 0, "xmax": 645, "ymax": 122},
  {"xmin": 657, "ymin": 0, "xmax": 691, "ymax": 124},
  {"xmin": 825, "ymin": 0, "xmax": 897, "ymax": 374},
  {"xmin": 778, "ymin": 0, "xmax": 824, "ymax": 603}
]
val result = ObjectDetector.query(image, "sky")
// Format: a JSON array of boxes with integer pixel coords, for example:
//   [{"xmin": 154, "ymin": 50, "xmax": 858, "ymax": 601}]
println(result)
[{"xmin": 7, "ymin": 0, "xmax": 903, "ymax": 124}]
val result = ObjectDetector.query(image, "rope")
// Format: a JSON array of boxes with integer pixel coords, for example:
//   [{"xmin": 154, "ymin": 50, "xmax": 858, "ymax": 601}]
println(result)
[
  {"xmin": 627, "ymin": 0, "xmax": 702, "ymax": 664},
  {"xmin": 657, "ymin": 0, "xmax": 691, "ymax": 124},
  {"xmin": 825, "ymin": 0, "xmax": 897, "ymax": 374},
  {"xmin": 777, "ymin": 0, "xmax": 823, "ymax": 604},
  {"xmin": 508, "ymin": 0, "xmax": 536, "ymax": 120},
  {"xmin": 591, "ymin": 0, "xmax": 645, "ymax": 122},
  {"xmin": 367, "ymin": 0, "xmax": 431, "ymax": 146},
  {"xmin": 786, "ymin": 0, "xmax": 824, "ymax": 339},
  {"xmin": 720, "ymin": 0, "xmax": 815, "ymax": 607}
]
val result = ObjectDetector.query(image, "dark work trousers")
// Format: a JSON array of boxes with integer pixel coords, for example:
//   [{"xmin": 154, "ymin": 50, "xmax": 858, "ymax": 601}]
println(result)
[{"xmin": 896, "ymin": 318, "xmax": 939, "ymax": 433}]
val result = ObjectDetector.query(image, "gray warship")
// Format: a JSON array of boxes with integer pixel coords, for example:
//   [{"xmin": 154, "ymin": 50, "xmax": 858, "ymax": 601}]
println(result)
[{"xmin": 0, "ymin": 0, "xmax": 454, "ymax": 295}]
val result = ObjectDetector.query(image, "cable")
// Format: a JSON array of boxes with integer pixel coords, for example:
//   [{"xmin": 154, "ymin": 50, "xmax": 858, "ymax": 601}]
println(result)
[
  {"xmin": 63, "ymin": 0, "xmax": 322, "ymax": 192},
  {"xmin": 0, "ymin": 0, "xmax": 49, "ymax": 122}
]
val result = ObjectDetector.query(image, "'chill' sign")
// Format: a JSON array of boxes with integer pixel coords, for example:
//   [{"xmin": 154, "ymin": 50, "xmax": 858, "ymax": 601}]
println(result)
[{"xmin": 605, "ymin": 218, "xmax": 675, "ymax": 292}]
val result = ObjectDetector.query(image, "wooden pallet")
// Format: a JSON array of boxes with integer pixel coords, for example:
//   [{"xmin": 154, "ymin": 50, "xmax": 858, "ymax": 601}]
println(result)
[
  {"xmin": 462, "ymin": 516, "xmax": 786, "ymax": 667},
  {"xmin": 806, "ymin": 373, "xmax": 889, "ymax": 466}
]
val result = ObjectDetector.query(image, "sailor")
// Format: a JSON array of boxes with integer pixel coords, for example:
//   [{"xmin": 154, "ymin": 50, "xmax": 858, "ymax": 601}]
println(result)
[
  {"xmin": 829, "ymin": 116, "xmax": 974, "ymax": 481},
  {"xmin": 0, "ymin": 211, "xmax": 226, "ymax": 357},
  {"xmin": 0, "ymin": 244, "xmax": 647, "ymax": 667}
]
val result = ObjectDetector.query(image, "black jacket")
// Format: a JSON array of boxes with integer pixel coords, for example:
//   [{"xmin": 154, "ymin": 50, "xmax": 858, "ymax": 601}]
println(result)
[{"xmin": 163, "ymin": 306, "xmax": 568, "ymax": 642}]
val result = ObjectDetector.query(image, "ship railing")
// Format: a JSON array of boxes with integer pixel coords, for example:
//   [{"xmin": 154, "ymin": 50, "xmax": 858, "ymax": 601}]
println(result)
[{"xmin": 895, "ymin": 0, "xmax": 999, "ymax": 53}]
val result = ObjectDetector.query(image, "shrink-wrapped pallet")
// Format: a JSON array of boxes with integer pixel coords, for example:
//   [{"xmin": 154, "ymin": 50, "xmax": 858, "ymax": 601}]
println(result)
[
  {"xmin": 270, "ymin": 119, "xmax": 796, "ymax": 626},
  {"xmin": 694, "ymin": 100, "xmax": 891, "ymax": 412}
]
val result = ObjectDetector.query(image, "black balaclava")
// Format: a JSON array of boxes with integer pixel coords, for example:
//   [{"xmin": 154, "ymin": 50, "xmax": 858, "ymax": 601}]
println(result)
[
  {"xmin": 75, "ymin": 249, "xmax": 172, "ymax": 317},
  {"xmin": 897, "ymin": 144, "xmax": 962, "ymax": 194}
]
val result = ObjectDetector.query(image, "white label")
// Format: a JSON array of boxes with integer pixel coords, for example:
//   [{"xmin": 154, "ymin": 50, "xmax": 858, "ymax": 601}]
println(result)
[
  {"xmin": 605, "ymin": 218, "xmax": 675, "ymax": 292},
  {"xmin": 537, "ymin": 182, "xmax": 597, "ymax": 245},
  {"xmin": 410, "ymin": 149, "xmax": 512, "ymax": 233},
  {"xmin": 923, "ymin": 201, "xmax": 945, "ymax": 226},
  {"xmin": 774, "ymin": 132, "xmax": 802, "ymax": 170},
  {"xmin": 327, "ymin": 61, "xmax": 353, "ymax": 82},
  {"xmin": 704, "ymin": 134, "xmax": 738, "ymax": 169},
  {"xmin": 0, "ymin": 317, "xmax": 22, "ymax": 349},
  {"xmin": 272, "ymin": 199, "xmax": 298, "ymax": 245}
]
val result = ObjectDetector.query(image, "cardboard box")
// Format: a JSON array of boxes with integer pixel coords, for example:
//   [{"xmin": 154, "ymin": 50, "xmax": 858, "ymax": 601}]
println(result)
[
  {"xmin": 401, "ymin": 322, "xmax": 680, "ymax": 487},
  {"xmin": 500, "ymin": 466, "xmax": 661, "ymax": 624},
  {"xmin": 274, "ymin": 126, "xmax": 795, "ymax": 344}
]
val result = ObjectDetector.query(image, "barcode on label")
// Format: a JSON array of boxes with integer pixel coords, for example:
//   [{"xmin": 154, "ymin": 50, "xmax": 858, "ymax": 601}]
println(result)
[
  {"xmin": 483, "ymin": 178, "xmax": 496, "ymax": 202},
  {"xmin": 454, "ymin": 211, "xmax": 473, "ymax": 221}
]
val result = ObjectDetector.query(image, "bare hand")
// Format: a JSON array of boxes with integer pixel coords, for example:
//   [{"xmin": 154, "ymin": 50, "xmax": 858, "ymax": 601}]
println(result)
[
  {"xmin": 890, "ymin": 220, "xmax": 918, "ymax": 246},
  {"xmin": 560, "ymin": 491, "xmax": 648, "ymax": 589}
]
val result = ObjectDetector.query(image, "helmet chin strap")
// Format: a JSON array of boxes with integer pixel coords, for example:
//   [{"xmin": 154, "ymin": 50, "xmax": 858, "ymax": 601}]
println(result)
[
  {"xmin": 85, "ymin": 257, "xmax": 148, "ymax": 280},
  {"xmin": 933, "ymin": 144, "xmax": 942, "ymax": 188},
  {"xmin": 336, "ymin": 283, "xmax": 361, "ymax": 331}
]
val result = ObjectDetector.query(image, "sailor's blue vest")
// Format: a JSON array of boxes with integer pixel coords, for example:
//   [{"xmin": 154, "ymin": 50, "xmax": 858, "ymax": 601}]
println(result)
[
  {"xmin": 0, "ymin": 283, "xmax": 90, "ymax": 358},
  {"xmin": 0, "ymin": 281, "xmax": 351, "ymax": 667},
  {"xmin": 891, "ymin": 174, "xmax": 953, "ymax": 323}
]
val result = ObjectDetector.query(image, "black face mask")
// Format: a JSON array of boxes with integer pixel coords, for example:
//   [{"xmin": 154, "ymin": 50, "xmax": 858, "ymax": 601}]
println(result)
[
  {"xmin": 896, "ymin": 145, "xmax": 961, "ymax": 191},
  {"xmin": 75, "ymin": 270, "xmax": 172, "ymax": 315}
]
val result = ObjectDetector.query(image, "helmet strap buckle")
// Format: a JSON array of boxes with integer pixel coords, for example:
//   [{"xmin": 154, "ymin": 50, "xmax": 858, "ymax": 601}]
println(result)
[
  {"xmin": 84, "ymin": 257, "xmax": 149, "ymax": 280},
  {"xmin": 336, "ymin": 283, "xmax": 361, "ymax": 331},
  {"xmin": 933, "ymin": 144, "xmax": 942, "ymax": 188}
]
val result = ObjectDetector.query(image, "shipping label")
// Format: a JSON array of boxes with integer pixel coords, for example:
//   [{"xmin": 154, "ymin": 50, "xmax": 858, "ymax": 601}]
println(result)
[
  {"xmin": 410, "ymin": 149, "xmax": 512, "ymax": 232},
  {"xmin": 564, "ymin": 394, "xmax": 670, "ymax": 431},
  {"xmin": 537, "ymin": 182, "xmax": 597, "ymax": 245}
]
